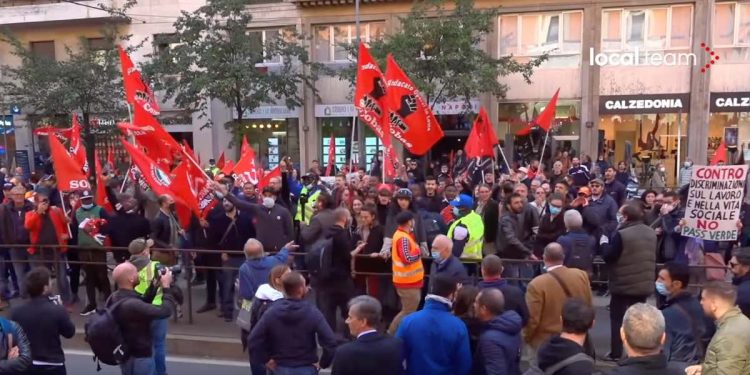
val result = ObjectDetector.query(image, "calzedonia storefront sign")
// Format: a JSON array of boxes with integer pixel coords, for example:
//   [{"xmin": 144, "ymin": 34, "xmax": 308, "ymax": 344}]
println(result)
[
  {"xmin": 710, "ymin": 92, "xmax": 750, "ymax": 112},
  {"xmin": 599, "ymin": 93, "xmax": 690, "ymax": 115}
]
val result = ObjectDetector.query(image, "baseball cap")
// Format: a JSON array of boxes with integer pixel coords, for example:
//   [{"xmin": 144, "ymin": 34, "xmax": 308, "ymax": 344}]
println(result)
[
  {"xmin": 578, "ymin": 186, "xmax": 592, "ymax": 197},
  {"xmin": 589, "ymin": 178, "xmax": 604, "ymax": 186},
  {"xmin": 128, "ymin": 238, "xmax": 154, "ymax": 255},
  {"xmin": 450, "ymin": 194, "xmax": 474, "ymax": 208},
  {"xmin": 394, "ymin": 188, "xmax": 413, "ymax": 199},
  {"xmin": 80, "ymin": 190, "xmax": 94, "ymax": 200}
]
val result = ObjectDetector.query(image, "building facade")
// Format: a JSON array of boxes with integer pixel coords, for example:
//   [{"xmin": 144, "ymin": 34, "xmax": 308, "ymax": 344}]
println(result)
[{"xmin": 1, "ymin": 0, "xmax": 749, "ymax": 185}]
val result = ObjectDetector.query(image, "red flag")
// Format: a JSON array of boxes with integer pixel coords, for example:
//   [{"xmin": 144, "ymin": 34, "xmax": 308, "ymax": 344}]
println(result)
[
  {"xmin": 170, "ymin": 162, "xmax": 201, "ymax": 229},
  {"xmin": 34, "ymin": 126, "xmax": 72, "ymax": 142},
  {"xmin": 94, "ymin": 153, "xmax": 113, "ymax": 212},
  {"xmin": 48, "ymin": 131, "xmax": 89, "ymax": 192},
  {"xmin": 216, "ymin": 151, "xmax": 226, "ymax": 169},
  {"xmin": 516, "ymin": 88, "xmax": 560, "ymax": 136},
  {"xmin": 384, "ymin": 54, "xmax": 444, "ymax": 155},
  {"xmin": 128, "ymin": 105, "xmax": 181, "ymax": 170},
  {"xmin": 464, "ymin": 107, "xmax": 498, "ymax": 159},
  {"xmin": 233, "ymin": 145, "xmax": 260, "ymax": 186},
  {"xmin": 182, "ymin": 140, "xmax": 199, "ymax": 165},
  {"xmin": 221, "ymin": 160, "xmax": 235, "ymax": 176},
  {"xmin": 325, "ymin": 134, "xmax": 335, "ymax": 176},
  {"xmin": 241, "ymin": 136, "xmax": 250, "ymax": 158},
  {"xmin": 69, "ymin": 115, "xmax": 89, "ymax": 174},
  {"xmin": 354, "ymin": 42, "xmax": 398, "ymax": 180},
  {"xmin": 118, "ymin": 45, "xmax": 160, "ymax": 116},
  {"xmin": 711, "ymin": 142, "xmax": 728, "ymax": 165},
  {"xmin": 121, "ymin": 139, "xmax": 173, "ymax": 196},
  {"xmin": 258, "ymin": 165, "xmax": 281, "ymax": 191},
  {"xmin": 107, "ymin": 145, "xmax": 115, "ymax": 169},
  {"xmin": 179, "ymin": 149, "xmax": 218, "ymax": 218}
]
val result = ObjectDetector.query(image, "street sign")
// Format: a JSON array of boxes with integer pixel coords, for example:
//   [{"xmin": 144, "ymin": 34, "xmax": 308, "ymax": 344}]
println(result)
[{"xmin": 9, "ymin": 105, "xmax": 20, "ymax": 115}]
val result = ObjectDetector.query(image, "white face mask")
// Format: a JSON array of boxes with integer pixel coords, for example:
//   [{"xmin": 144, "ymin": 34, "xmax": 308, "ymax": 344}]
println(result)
[
  {"xmin": 81, "ymin": 203, "xmax": 93, "ymax": 209},
  {"xmin": 262, "ymin": 197, "xmax": 274, "ymax": 209}
]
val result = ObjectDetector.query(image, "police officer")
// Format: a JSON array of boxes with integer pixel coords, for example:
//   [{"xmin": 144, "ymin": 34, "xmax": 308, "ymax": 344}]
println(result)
[
  {"xmin": 128, "ymin": 238, "xmax": 169, "ymax": 375},
  {"xmin": 295, "ymin": 172, "xmax": 323, "ymax": 225},
  {"xmin": 448, "ymin": 194, "xmax": 485, "ymax": 261}
]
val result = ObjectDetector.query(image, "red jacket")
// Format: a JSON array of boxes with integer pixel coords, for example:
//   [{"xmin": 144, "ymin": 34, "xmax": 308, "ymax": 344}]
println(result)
[{"xmin": 24, "ymin": 207, "xmax": 69, "ymax": 255}]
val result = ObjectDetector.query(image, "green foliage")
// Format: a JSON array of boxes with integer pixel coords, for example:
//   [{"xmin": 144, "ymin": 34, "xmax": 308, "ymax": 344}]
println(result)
[
  {"xmin": 339, "ymin": 0, "xmax": 547, "ymax": 106},
  {"xmin": 143, "ymin": 0, "xmax": 326, "ymax": 130}
]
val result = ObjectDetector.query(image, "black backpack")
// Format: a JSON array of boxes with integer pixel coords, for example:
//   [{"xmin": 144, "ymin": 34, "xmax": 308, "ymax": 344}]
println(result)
[
  {"xmin": 523, "ymin": 353, "xmax": 593, "ymax": 375},
  {"xmin": 566, "ymin": 235, "xmax": 593, "ymax": 275},
  {"xmin": 305, "ymin": 236, "xmax": 334, "ymax": 281},
  {"xmin": 84, "ymin": 297, "xmax": 131, "ymax": 368}
]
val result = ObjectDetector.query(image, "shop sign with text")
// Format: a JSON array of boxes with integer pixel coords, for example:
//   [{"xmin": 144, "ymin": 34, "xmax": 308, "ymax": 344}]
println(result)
[
  {"xmin": 599, "ymin": 94, "xmax": 690, "ymax": 115},
  {"xmin": 710, "ymin": 92, "xmax": 750, "ymax": 112}
]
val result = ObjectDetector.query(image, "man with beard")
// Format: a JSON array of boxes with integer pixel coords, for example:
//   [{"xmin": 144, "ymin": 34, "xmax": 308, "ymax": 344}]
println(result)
[
  {"xmin": 206, "ymin": 197, "xmax": 256, "ymax": 321},
  {"xmin": 497, "ymin": 193, "xmax": 538, "ymax": 285},
  {"xmin": 416, "ymin": 176, "xmax": 442, "ymax": 214},
  {"xmin": 567, "ymin": 157, "xmax": 591, "ymax": 188},
  {"xmin": 106, "ymin": 193, "xmax": 151, "ymax": 264}
]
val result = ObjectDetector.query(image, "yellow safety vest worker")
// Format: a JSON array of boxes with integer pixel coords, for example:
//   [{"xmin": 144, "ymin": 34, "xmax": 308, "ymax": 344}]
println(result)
[
  {"xmin": 295, "ymin": 187, "xmax": 320, "ymax": 224},
  {"xmin": 448, "ymin": 211, "xmax": 485, "ymax": 260},
  {"xmin": 391, "ymin": 228, "xmax": 424, "ymax": 288},
  {"xmin": 135, "ymin": 261, "xmax": 163, "ymax": 306}
]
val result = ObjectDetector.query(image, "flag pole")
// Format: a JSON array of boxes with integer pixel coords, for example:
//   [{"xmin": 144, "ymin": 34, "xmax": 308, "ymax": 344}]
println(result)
[
  {"xmin": 539, "ymin": 130, "xmax": 550, "ymax": 167},
  {"xmin": 349, "ymin": 117, "xmax": 356, "ymax": 173},
  {"xmin": 496, "ymin": 144, "xmax": 512, "ymax": 174},
  {"xmin": 59, "ymin": 190, "xmax": 73, "ymax": 237}
]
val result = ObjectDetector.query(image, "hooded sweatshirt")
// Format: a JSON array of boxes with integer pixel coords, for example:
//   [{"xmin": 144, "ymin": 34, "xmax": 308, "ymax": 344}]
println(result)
[
  {"xmin": 536, "ymin": 335, "xmax": 594, "ymax": 375},
  {"xmin": 472, "ymin": 310, "xmax": 523, "ymax": 375},
  {"xmin": 247, "ymin": 298, "xmax": 337, "ymax": 368}
]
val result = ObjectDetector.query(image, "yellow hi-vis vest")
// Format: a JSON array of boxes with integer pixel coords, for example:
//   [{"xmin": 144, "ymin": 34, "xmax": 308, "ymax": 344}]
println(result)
[
  {"xmin": 295, "ymin": 187, "xmax": 320, "ymax": 224},
  {"xmin": 135, "ymin": 261, "xmax": 163, "ymax": 306},
  {"xmin": 448, "ymin": 211, "xmax": 485, "ymax": 260}
]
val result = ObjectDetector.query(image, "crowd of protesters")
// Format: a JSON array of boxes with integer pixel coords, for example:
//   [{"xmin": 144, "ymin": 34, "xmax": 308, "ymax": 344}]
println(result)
[{"xmin": 0, "ymin": 148, "xmax": 748, "ymax": 374}]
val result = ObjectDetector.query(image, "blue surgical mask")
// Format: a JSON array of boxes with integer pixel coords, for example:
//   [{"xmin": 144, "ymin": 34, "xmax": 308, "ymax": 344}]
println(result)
[
  {"xmin": 431, "ymin": 251, "xmax": 440, "ymax": 260},
  {"xmin": 655, "ymin": 281, "xmax": 669, "ymax": 296},
  {"xmin": 452, "ymin": 207, "xmax": 460, "ymax": 217},
  {"xmin": 81, "ymin": 203, "xmax": 93, "ymax": 210},
  {"xmin": 549, "ymin": 206, "xmax": 561, "ymax": 215}
]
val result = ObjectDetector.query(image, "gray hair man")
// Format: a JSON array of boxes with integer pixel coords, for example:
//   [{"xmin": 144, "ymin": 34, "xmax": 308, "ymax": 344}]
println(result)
[
  {"xmin": 235, "ymin": 239, "xmax": 296, "ymax": 314},
  {"xmin": 429, "ymin": 235, "xmax": 468, "ymax": 290}
]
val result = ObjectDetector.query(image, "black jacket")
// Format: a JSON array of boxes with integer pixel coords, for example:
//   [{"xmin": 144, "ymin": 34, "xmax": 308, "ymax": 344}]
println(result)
[
  {"xmin": 478, "ymin": 199, "xmax": 499, "ymax": 245},
  {"xmin": 106, "ymin": 211, "xmax": 151, "ymax": 248},
  {"xmin": 0, "ymin": 320, "xmax": 31, "ymax": 374},
  {"xmin": 150, "ymin": 211, "xmax": 176, "ymax": 249},
  {"xmin": 10, "ymin": 297, "xmax": 75, "ymax": 364},
  {"xmin": 206, "ymin": 209, "xmax": 256, "ymax": 253},
  {"xmin": 320, "ymin": 224, "xmax": 354, "ymax": 285},
  {"xmin": 605, "ymin": 180, "xmax": 627, "ymax": 206},
  {"xmin": 248, "ymin": 298, "xmax": 338, "ymax": 368},
  {"xmin": 537, "ymin": 335, "xmax": 594, "ymax": 375},
  {"xmin": 477, "ymin": 278, "xmax": 529, "ymax": 326},
  {"xmin": 661, "ymin": 292, "xmax": 707, "ymax": 365},
  {"xmin": 109, "ymin": 289, "xmax": 176, "ymax": 359},
  {"xmin": 598, "ymin": 354, "xmax": 684, "ymax": 375},
  {"xmin": 535, "ymin": 209, "xmax": 568, "ymax": 256},
  {"xmin": 331, "ymin": 332, "xmax": 403, "ymax": 375},
  {"xmin": 735, "ymin": 274, "xmax": 750, "ymax": 319},
  {"xmin": 497, "ymin": 205, "xmax": 538, "ymax": 259}
]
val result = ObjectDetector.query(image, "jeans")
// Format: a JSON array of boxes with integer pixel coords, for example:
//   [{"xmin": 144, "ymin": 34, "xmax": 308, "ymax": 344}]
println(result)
[
  {"xmin": 9, "ymin": 248, "xmax": 29, "ymax": 298},
  {"xmin": 609, "ymin": 294, "xmax": 648, "ymax": 358},
  {"xmin": 31, "ymin": 248, "xmax": 73, "ymax": 304},
  {"xmin": 271, "ymin": 366, "xmax": 318, "ymax": 375},
  {"xmin": 28, "ymin": 365, "xmax": 66, "ymax": 375},
  {"xmin": 388, "ymin": 287, "xmax": 421, "ymax": 335},
  {"xmin": 151, "ymin": 318, "xmax": 168, "ymax": 375},
  {"xmin": 315, "ymin": 280, "xmax": 354, "ymax": 333},
  {"xmin": 251, "ymin": 363, "xmax": 267, "ymax": 375},
  {"xmin": 219, "ymin": 257, "xmax": 243, "ymax": 318},
  {"xmin": 205, "ymin": 269, "xmax": 218, "ymax": 305},
  {"xmin": 120, "ymin": 357, "xmax": 154, "ymax": 375}
]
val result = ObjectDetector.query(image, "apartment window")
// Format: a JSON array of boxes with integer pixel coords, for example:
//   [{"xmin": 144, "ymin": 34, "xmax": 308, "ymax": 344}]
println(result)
[
  {"xmin": 601, "ymin": 5, "xmax": 693, "ymax": 51},
  {"xmin": 314, "ymin": 22, "xmax": 386, "ymax": 62},
  {"xmin": 248, "ymin": 28, "xmax": 295, "ymax": 65},
  {"xmin": 499, "ymin": 11, "xmax": 583, "ymax": 57},
  {"xmin": 30, "ymin": 41, "xmax": 55, "ymax": 60},
  {"xmin": 714, "ymin": 2, "xmax": 750, "ymax": 47}
]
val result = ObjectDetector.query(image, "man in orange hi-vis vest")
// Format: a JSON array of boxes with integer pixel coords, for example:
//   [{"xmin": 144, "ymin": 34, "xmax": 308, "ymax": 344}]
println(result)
[{"xmin": 387, "ymin": 211, "xmax": 425, "ymax": 335}]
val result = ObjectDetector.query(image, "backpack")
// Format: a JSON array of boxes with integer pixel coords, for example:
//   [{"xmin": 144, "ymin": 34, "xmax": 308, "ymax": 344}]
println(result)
[
  {"xmin": 250, "ymin": 298, "xmax": 275, "ymax": 331},
  {"xmin": 566, "ymin": 235, "xmax": 593, "ymax": 275},
  {"xmin": 522, "ymin": 353, "xmax": 593, "ymax": 375},
  {"xmin": 84, "ymin": 297, "xmax": 131, "ymax": 368},
  {"xmin": 0, "ymin": 317, "xmax": 16, "ymax": 360},
  {"xmin": 305, "ymin": 236, "xmax": 334, "ymax": 281}
]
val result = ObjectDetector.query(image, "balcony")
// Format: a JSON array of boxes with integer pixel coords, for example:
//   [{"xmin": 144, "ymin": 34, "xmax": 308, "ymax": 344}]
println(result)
[{"xmin": 0, "ymin": 0, "xmax": 118, "ymax": 27}]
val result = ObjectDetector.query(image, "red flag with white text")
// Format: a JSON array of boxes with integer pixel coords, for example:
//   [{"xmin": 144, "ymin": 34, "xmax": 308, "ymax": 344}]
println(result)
[
  {"xmin": 179, "ymin": 149, "xmax": 218, "ymax": 218},
  {"xmin": 69, "ymin": 115, "xmax": 89, "ymax": 175},
  {"xmin": 118, "ymin": 45, "xmax": 160, "ymax": 116},
  {"xmin": 127, "ymin": 105, "xmax": 181, "ymax": 170},
  {"xmin": 233, "ymin": 145, "xmax": 260, "ymax": 186},
  {"xmin": 48, "ymin": 132, "xmax": 89, "ymax": 192},
  {"xmin": 170, "ymin": 162, "xmax": 202, "ymax": 229},
  {"xmin": 384, "ymin": 54, "xmax": 444, "ymax": 155}
]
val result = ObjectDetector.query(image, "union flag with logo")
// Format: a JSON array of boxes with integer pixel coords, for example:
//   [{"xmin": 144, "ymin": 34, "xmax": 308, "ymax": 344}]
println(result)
[
  {"xmin": 384, "ymin": 54, "xmax": 444, "ymax": 155},
  {"xmin": 118, "ymin": 46, "xmax": 160, "ymax": 116}
]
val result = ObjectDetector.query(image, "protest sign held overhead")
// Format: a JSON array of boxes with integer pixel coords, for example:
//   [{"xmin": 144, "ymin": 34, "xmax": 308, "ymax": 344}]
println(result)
[{"xmin": 682, "ymin": 165, "xmax": 748, "ymax": 241}]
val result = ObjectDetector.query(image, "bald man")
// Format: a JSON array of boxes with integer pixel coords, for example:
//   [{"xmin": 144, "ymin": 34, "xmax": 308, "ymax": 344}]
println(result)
[
  {"xmin": 524, "ymin": 243, "xmax": 593, "ymax": 355},
  {"xmin": 429, "ymin": 235, "xmax": 469, "ymax": 290},
  {"xmin": 110, "ymin": 262, "xmax": 177, "ymax": 375}
]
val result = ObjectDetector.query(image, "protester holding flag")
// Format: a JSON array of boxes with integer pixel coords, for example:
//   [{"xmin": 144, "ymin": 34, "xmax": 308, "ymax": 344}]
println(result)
[{"xmin": 72, "ymin": 190, "xmax": 112, "ymax": 316}]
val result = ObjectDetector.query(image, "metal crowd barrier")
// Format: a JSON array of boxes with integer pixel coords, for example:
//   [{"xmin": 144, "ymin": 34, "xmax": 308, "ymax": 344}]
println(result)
[{"xmin": 0, "ymin": 244, "xmax": 731, "ymax": 325}]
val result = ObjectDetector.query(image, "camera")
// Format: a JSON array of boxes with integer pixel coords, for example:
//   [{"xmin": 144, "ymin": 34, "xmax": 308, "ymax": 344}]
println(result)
[{"xmin": 155, "ymin": 264, "xmax": 182, "ymax": 280}]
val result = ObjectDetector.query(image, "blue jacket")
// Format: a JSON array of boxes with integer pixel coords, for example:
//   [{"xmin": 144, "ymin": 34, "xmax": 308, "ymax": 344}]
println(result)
[
  {"xmin": 397, "ymin": 298, "xmax": 472, "ymax": 375},
  {"xmin": 733, "ymin": 274, "xmax": 750, "ymax": 319},
  {"xmin": 429, "ymin": 255, "xmax": 470, "ymax": 288},
  {"xmin": 661, "ymin": 292, "xmax": 707, "ymax": 365},
  {"xmin": 472, "ymin": 311, "xmax": 523, "ymax": 375},
  {"xmin": 238, "ymin": 247, "xmax": 290, "ymax": 300},
  {"xmin": 580, "ymin": 195, "xmax": 618, "ymax": 239},
  {"xmin": 477, "ymin": 279, "xmax": 529, "ymax": 326},
  {"xmin": 557, "ymin": 230, "xmax": 596, "ymax": 269}
]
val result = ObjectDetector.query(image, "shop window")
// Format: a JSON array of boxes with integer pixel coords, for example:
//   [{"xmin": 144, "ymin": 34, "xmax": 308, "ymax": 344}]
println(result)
[
  {"xmin": 602, "ymin": 5, "xmax": 693, "ymax": 51},
  {"xmin": 709, "ymin": 111, "xmax": 750, "ymax": 163},
  {"xmin": 238, "ymin": 118, "xmax": 299, "ymax": 170},
  {"xmin": 313, "ymin": 22, "xmax": 386, "ymax": 63},
  {"xmin": 499, "ymin": 10, "xmax": 583, "ymax": 66},
  {"xmin": 498, "ymin": 100, "xmax": 581, "ymax": 159}
]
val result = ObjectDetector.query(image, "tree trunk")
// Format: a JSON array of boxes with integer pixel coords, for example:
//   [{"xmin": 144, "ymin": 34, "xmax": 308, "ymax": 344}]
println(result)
[{"xmin": 82, "ymin": 112, "xmax": 97, "ymax": 190}]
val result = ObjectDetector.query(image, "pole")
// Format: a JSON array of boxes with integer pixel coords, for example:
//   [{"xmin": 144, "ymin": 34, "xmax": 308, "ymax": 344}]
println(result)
[
  {"xmin": 676, "ymin": 111, "xmax": 682, "ymax": 185},
  {"xmin": 349, "ymin": 116, "xmax": 356, "ymax": 172},
  {"xmin": 59, "ymin": 190, "xmax": 73, "ymax": 238},
  {"xmin": 496, "ymin": 144, "xmax": 512, "ymax": 174},
  {"xmin": 539, "ymin": 131, "xmax": 550, "ymax": 168},
  {"xmin": 354, "ymin": 0, "xmax": 366, "ymax": 170},
  {"xmin": 2, "ymin": 112, "xmax": 9, "ymax": 170}
]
